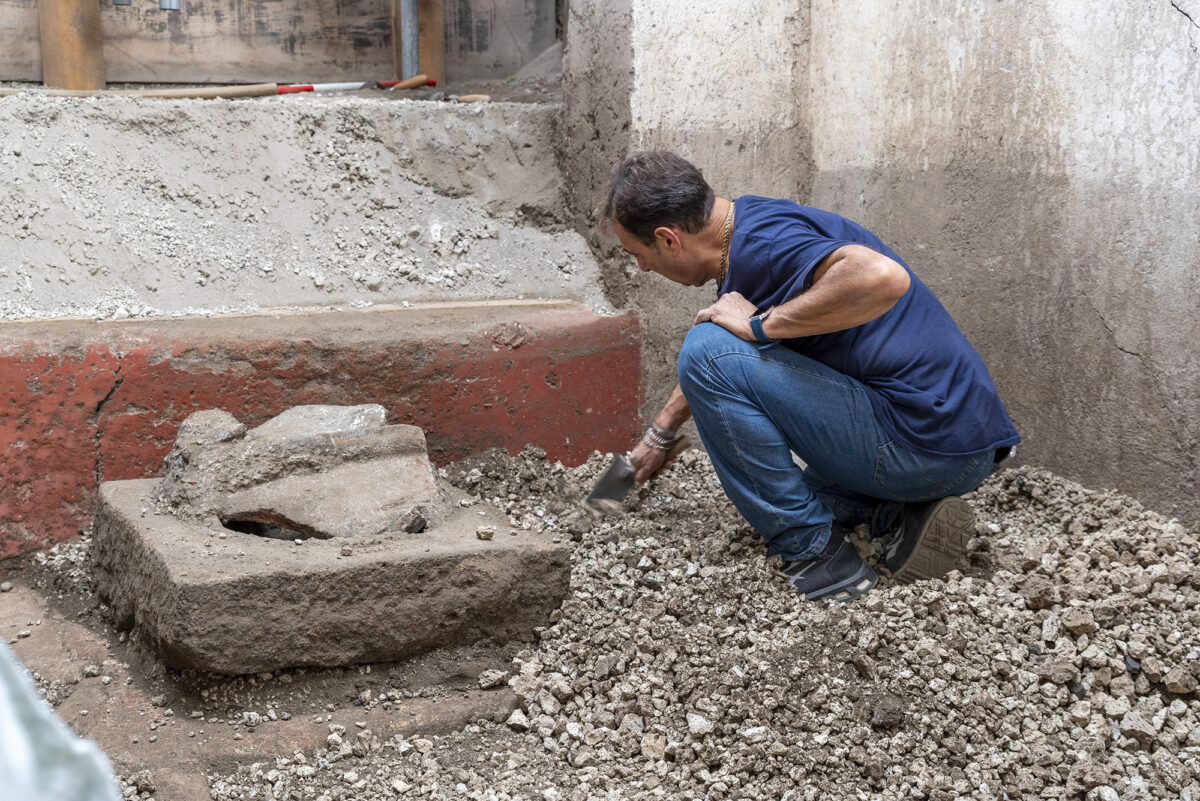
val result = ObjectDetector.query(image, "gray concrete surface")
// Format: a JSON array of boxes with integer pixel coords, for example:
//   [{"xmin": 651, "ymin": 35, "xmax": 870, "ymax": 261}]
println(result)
[
  {"xmin": 804, "ymin": 1, "xmax": 1200, "ymax": 525},
  {"xmin": 563, "ymin": 0, "xmax": 1200, "ymax": 528},
  {"xmin": 446, "ymin": 1, "xmax": 559, "ymax": 81}
]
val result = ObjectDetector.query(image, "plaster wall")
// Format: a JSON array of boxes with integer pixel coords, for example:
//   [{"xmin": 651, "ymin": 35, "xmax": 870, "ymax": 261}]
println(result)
[
  {"xmin": 806, "ymin": 0, "xmax": 1200, "ymax": 524},
  {"xmin": 563, "ymin": 0, "xmax": 808, "ymax": 418},
  {"xmin": 565, "ymin": 0, "xmax": 1200, "ymax": 525},
  {"xmin": 446, "ymin": 0, "xmax": 560, "ymax": 81}
]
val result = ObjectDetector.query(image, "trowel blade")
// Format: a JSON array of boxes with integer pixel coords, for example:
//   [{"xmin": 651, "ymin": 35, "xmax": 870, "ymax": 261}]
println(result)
[{"xmin": 583, "ymin": 454, "xmax": 636, "ymax": 516}]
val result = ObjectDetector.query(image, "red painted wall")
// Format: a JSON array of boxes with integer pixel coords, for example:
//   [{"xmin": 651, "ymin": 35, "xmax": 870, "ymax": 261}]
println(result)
[{"xmin": 0, "ymin": 304, "xmax": 642, "ymax": 559}]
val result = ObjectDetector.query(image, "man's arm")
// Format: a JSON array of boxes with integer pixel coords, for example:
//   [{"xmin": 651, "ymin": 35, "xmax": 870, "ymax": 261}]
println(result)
[
  {"xmin": 693, "ymin": 244, "xmax": 910, "ymax": 340},
  {"xmin": 629, "ymin": 383, "xmax": 692, "ymax": 483}
]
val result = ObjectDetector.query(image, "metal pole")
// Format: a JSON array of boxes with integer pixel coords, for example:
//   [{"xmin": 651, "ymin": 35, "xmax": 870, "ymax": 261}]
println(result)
[{"xmin": 400, "ymin": 0, "xmax": 419, "ymax": 79}]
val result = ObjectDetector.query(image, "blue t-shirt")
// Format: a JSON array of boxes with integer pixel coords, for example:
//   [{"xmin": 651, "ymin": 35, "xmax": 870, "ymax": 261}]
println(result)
[{"xmin": 721, "ymin": 195, "xmax": 1019, "ymax": 458}]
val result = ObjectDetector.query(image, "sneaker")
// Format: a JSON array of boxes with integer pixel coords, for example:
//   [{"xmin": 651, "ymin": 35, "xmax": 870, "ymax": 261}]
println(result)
[
  {"xmin": 779, "ymin": 524, "xmax": 878, "ymax": 602},
  {"xmin": 880, "ymin": 496, "xmax": 975, "ymax": 583}
]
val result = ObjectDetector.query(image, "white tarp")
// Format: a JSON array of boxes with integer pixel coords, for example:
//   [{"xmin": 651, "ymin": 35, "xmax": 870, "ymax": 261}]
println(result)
[{"xmin": 0, "ymin": 641, "xmax": 119, "ymax": 801}]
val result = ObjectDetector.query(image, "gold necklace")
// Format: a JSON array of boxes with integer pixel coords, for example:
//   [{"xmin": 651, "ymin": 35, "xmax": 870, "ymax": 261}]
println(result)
[{"xmin": 717, "ymin": 200, "xmax": 735, "ymax": 296}]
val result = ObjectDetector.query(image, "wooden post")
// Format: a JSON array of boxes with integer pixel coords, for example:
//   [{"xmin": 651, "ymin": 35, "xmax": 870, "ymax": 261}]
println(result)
[
  {"xmin": 418, "ymin": 0, "xmax": 444, "ymax": 86},
  {"xmin": 37, "ymin": 0, "xmax": 105, "ymax": 90}
]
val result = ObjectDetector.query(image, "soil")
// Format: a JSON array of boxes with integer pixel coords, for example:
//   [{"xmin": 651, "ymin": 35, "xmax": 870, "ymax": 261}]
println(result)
[{"xmin": 0, "ymin": 64, "xmax": 608, "ymax": 324}]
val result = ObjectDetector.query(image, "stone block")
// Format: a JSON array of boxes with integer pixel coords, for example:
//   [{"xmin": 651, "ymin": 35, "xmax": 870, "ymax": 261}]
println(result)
[
  {"xmin": 92, "ymin": 479, "xmax": 569, "ymax": 674},
  {"xmin": 156, "ymin": 404, "xmax": 438, "ymax": 539}
]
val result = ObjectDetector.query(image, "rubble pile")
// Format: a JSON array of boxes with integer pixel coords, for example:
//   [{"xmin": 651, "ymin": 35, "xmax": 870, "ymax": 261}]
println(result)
[{"xmin": 146, "ymin": 452, "xmax": 1200, "ymax": 799}]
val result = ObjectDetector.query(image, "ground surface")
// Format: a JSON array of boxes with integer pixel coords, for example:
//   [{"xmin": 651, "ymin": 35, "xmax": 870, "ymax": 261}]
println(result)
[{"xmin": 3, "ymin": 451, "xmax": 1198, "ymax": 800}]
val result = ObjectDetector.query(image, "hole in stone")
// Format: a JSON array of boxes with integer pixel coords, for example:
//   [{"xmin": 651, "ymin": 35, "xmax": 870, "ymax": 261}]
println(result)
[{"xmin": 219, "ymin": 514, "xmax": 329, "ymax": 541}]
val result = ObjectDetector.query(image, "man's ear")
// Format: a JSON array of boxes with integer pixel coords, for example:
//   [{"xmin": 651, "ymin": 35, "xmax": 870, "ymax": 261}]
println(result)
[{"xmin": 653, "ymin": 226, "xmax": 681, "ymax": 252}]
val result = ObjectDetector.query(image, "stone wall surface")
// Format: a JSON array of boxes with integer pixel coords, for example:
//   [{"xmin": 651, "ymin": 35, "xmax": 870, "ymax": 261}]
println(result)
[
  {"xmin": 563, "ymin": 0, "xmax": 808, "ymax": 422},
  {"xmin": 564, "ymin": 0, "xmax": 1200, "ymax": 525},
  {"xmin": 806, "ymin": 0, "xmax": 1200, "ymax": 524}
]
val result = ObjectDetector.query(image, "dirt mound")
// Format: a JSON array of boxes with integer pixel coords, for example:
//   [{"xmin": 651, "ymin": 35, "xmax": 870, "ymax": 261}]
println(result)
[{"xmin": 0, "ymin": 93, "xmax": 609, "ymax": 321}]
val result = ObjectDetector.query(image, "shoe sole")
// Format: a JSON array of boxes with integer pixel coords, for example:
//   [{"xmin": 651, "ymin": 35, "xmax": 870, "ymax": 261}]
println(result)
[
  {"xmin": 890, "ymin": 496, "xmax": 974, "ymax": 584},
  {"xmin": 800, "ymin": 562, "xmax": 879, "ymax": 603}
]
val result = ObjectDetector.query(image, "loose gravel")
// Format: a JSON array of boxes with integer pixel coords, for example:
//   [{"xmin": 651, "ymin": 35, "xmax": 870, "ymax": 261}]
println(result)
[{"xmin": 193, "ymin": 450, "xmax": 1200, "ymax": 801}]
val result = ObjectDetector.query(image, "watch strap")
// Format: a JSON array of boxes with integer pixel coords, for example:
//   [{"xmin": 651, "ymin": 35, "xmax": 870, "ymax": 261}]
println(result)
[{"xmin": 749, "ymin": 309, "xmax": 777, "ymax": 344}]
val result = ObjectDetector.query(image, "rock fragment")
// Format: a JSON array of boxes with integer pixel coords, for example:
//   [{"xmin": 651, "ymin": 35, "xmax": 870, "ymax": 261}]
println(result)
[
  {"xmin": 1019, "ymin": 574, "xmax": 1058, "ymax": 609},
  {"xmin": 1118, "ymin": 711, "xmax": 1156, "ymax": 749},
  {"xmin": 1151, "ymin": 747, "xmax": 1191, "ymax": 792},
  {"xmin": 477, "ymin": 669, "xmax": 508, "ymax": 689},
  {"xmin": 870, "ymin": 693, "xmax": 905, "ymax": 729},
  {"xmin": 1061, "ymin": 606, "xmax": 1097, "ymax": 634},
  {"xmin": 1163, "ymin": 667, "xmax": 1197, "ymax": 695},
  {"xmin": 505, "ymin": 709, "xmax": 529, "ymax": 732}
]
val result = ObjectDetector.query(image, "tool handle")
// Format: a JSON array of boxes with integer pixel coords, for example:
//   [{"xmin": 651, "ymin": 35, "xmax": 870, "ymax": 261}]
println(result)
[
  {"xmin": 664, "ymin": 435, "xmax": 691, "ymax": 460},
  {"xmin": 387, "ymin": 74, "xmax": 431, "ymax": 91}
]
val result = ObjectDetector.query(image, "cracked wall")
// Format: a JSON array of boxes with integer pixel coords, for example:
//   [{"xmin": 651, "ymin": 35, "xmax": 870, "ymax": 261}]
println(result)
[{"xmin": 805, "ymin": 0, "xmax": 1200, "ymax": 524}]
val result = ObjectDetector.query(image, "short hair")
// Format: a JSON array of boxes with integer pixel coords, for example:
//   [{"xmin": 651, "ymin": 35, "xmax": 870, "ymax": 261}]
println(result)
[{"xmin": 598, "ymin": 152, "xmax": 715, "ymax": 245}]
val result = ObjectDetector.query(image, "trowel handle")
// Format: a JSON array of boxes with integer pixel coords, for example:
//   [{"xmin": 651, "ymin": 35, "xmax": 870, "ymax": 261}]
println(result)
[{"xmin": 664, "ymin": 435, "xmax": 691, "ymax": 459}]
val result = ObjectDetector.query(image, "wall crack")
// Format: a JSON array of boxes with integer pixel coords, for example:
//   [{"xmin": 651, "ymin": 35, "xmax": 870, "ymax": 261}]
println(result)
[
  {"xmin": 1172, "ymin": 2, "xmax": 1200, "ymax": 55},
  {"xmin": 1082, "ymin": 290, "xmax": 1197, "ymax": 455},
  {"xmin": 1082, "ymin": 290, "xmax": 1145, "ymax": 362},
  {"xmin": 93, "ymin": 355, "xmax": 126, "ymax": 490}
]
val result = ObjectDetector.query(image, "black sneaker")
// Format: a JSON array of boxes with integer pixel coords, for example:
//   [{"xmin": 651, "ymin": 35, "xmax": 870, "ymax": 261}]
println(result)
[
  {"xmin": 779, "ymin": 524, "xmax": 878, "ymax": 602},
  {"xmin": 879, "ymin": 496, "xmax": 974, "ymax": 583}
]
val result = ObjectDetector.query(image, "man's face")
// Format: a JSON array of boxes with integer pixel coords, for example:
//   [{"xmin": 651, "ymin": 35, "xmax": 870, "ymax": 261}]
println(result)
[{"xmin": 612, "ymin": 221, "xmax": 702, "ymax": 286}]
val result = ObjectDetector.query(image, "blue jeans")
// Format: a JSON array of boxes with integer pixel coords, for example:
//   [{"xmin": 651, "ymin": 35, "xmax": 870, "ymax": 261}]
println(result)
[{"xmin": 677, "ymin": 323, "xmax": 997, "ymax": 562}]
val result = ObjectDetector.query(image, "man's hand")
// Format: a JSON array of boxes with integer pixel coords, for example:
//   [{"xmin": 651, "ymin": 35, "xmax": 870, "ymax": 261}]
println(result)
[
  {"xmin": 629, "ymin": 437, "xmax": 670, "ymax": 484},
  {"xmin": 693, "ymin": 291, "xmax": 758, "ymax": 341}
]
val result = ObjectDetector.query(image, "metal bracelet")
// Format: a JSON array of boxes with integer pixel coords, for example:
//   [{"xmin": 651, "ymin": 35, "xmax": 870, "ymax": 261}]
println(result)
[
  {"xmin": 644, "ymin": 427, "xmax": 675, "ymax": 447},
  {"xmin": 647, "ymin": 424, "xmax": 678, "ymax": 443}
]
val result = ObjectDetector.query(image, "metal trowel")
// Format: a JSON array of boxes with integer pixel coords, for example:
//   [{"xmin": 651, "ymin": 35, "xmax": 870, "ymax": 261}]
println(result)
[{"xmin": 583, "ymin": 436, "xmax": 691, "ymax": 516}]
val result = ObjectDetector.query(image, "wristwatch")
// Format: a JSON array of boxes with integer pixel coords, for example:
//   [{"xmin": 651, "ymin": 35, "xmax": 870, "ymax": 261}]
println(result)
[{"xmin": 749, "ymin": 306, "xmax": 779, "ymax": 344}]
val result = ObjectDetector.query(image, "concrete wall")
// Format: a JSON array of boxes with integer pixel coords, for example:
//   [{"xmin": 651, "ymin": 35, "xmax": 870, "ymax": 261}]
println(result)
[
  {"xmin": 446, "ymin": 0, "xmax": 559, "ymax": 80},
  {"xmin": 806, "ymin": 0, "xmax": 1200, "ymax": 524},
  {"xmin": 563, "ymin": 0, "xmax": 809, "ymax": 422},
  {"xmin": 565, "ymin": 0, "xmax": 1200, "ymax": 526}
]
